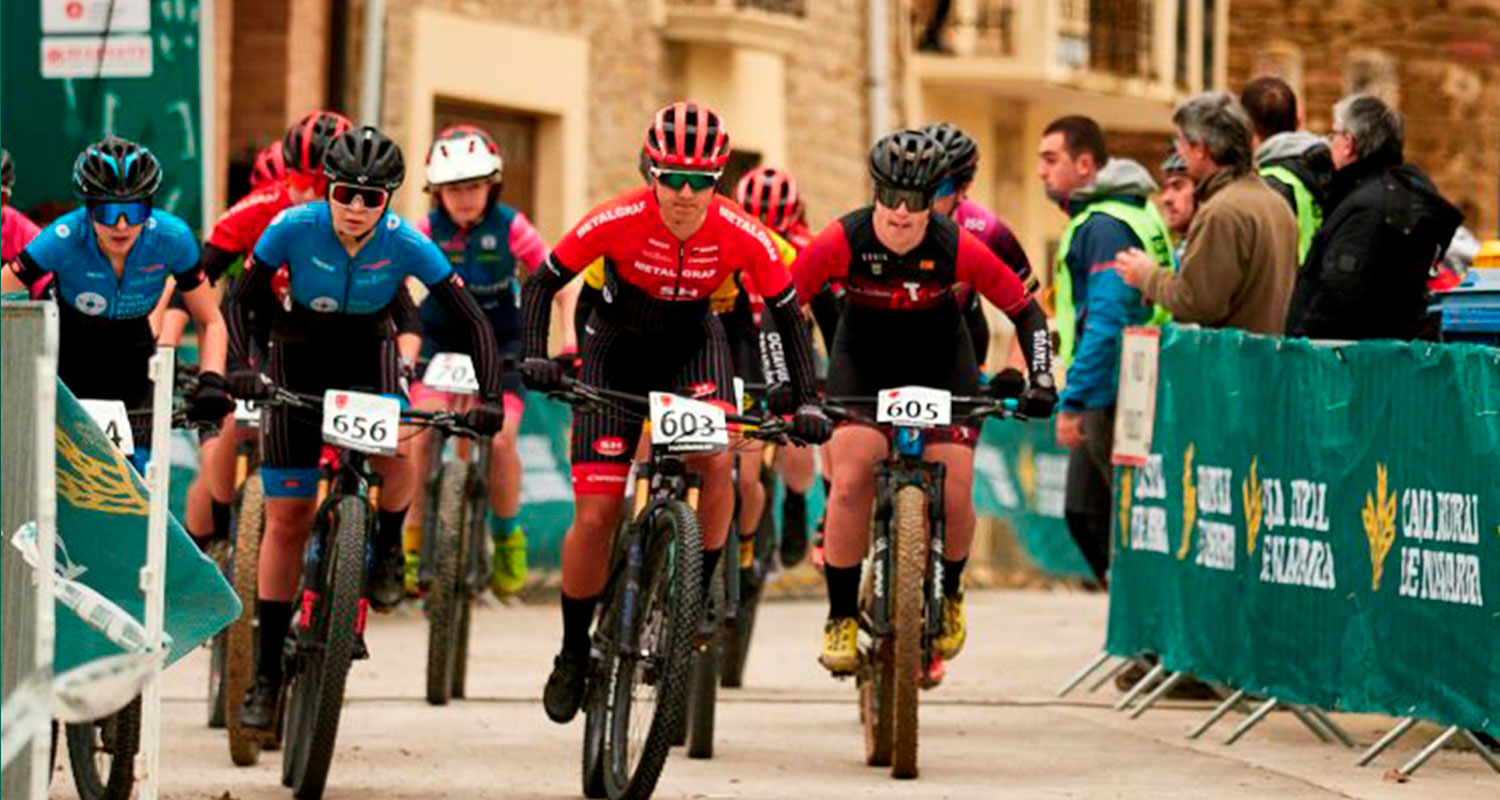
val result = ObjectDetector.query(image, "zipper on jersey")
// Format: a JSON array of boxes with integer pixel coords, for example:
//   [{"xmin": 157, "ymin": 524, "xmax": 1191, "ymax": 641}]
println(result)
[{"xmin": 672, "ymin": 242, "xmax": 685, "ymax": 301}]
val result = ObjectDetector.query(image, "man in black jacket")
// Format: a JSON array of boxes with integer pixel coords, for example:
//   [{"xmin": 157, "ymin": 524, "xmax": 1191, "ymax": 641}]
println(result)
[{"xmin": 1286, "ymin": 95, "xmax": 1462, "ymax": 341}]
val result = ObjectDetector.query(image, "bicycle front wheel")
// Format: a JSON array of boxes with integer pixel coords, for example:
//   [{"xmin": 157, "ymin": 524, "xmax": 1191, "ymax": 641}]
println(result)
[
  {"xmin": 226, "ymin": 473, "xmax": 266, "ymax": 766},
  {"xmin": 603, "ymin": 499, "xmax": 703, "ymax": 800},
  {"xmin": 65, "ymin": 696, "xmax": 140, "ymax": 800},
  {"xmin": 425, "ymin": 460, "xmax": 471, "ymax": 705},
  {"xmin": 890, "ymin": 485, "xmax": 926, "ymax": 779}
]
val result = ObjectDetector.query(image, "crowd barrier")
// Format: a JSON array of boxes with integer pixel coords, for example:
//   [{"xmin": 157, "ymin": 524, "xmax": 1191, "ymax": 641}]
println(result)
[{"xmin": 973, "ymin": 414, "xmax": 1095, "ymax": 579}]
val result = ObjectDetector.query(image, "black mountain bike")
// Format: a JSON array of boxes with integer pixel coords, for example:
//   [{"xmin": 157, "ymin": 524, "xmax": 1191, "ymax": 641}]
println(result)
[
  {"xmin": 549, "ymin": 379, "xmax": 802, "ymax": 800},
  {"xmin": 257, "ymin": 385, "xmax": 478, "ymax": 800},
  {"xmin": 823, "ymin": 391, "xmax": 1021, "ymax": 780}
]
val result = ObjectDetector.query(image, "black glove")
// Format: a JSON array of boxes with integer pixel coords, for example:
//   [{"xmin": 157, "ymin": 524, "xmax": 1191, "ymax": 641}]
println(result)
[
  {"xmin": 987, "ymin": 368, "xmax": 1027, "ymax": 399},
  {"xmin": 464, "ymin": 399, "xmax": 506, "ymax": 436},
  {"xmin": 187, "ymin": 372, "xmax": 236, "ymax": 423},
  {"xmin": 791, "ymin": 404, "xmax": 833, "ymax": 445},
  {"xmin": 766, "ymin": 381, "xmax": 798, "ymax": 416},
  {"xmin": 520, "ymin": 356, "xmax": 566, "ymax": 392},
  {"xmin": 1020, "ymin": 373, "xmax": 1058, "ymax": 419},
  {"xmin": 227, "ymin": 369, "xmax": 272, "ymax": 401}
]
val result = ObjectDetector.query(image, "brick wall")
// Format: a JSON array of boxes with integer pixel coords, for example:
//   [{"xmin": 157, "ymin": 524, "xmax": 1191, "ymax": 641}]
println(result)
[
  {"xmin": 1228, "ymin": 0, "xmax": 1500, "ymax": 237},
  {"xmin": 228, "ymin": 0, "xmax": 332, "ymax": 162},
  {"xmin": 785, "ymin": 0, "xmax": 874, "ymax": 227}
]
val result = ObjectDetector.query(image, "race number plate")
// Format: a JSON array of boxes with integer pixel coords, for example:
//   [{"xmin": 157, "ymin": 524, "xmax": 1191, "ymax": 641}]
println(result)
[
  {"xmin": 80, "ymin": 399, "xmax": 135, "ymax": 455},
  {"xmin": 876, "ymin": 386, "xmax": 952, "ymax": 428},
  {"xmin": 322, "ymin": 390, "xmax": 401, "ymax": 455},
  {"xmin": 423, "ymin": 352, "xmax": 479, "ymax": 395},
  {"xmin": 649, "ymin": 392, "xmax": 729, "ymax": 453},
  {"xmin": 233, "ymin": 399, "xmax": 262, "ymax": 426}
]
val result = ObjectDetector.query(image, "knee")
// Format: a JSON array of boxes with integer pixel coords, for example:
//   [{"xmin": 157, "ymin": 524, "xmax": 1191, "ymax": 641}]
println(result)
[{"xmin": 572, "ymin": 500, "xmax": 622, "ymax": 540}]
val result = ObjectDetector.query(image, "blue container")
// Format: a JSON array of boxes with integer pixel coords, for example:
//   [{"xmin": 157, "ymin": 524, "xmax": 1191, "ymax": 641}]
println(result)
[{"xmin": 1433, "ymin": 268, "xmax": 1500, "ymax": 345}]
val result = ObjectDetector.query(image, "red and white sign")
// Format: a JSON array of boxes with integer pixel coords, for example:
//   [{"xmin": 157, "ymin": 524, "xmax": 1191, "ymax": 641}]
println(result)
[
  {"xmin": 42, "ymin": 0, "xmax": 151, "ymax": 34},
  {"xmin": 41, "ymin": 35, "xmax": 153, "ymax": 79},
  {"xmin": 1111, "ymin": 326, "xmax": 1161, "ymax": 467}
]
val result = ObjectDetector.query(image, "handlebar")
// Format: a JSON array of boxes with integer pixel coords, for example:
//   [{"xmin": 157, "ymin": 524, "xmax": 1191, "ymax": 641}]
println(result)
[
  {"xmin": 547, "ymin": 379, "xmax": 809, "ymax": 446},
  {"xmin": 254, "ymin": 386, "xmax": 483, "ymax": 440},
  {"xmin": 821, "ymin": 394, "xmax": 1025, "ymax": 426}
]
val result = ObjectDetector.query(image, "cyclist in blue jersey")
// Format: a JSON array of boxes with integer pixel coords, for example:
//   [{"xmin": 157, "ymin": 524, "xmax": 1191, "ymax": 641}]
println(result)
[
  {"xmin": 7, "ymin": 136, "xmax": 233, "ymax": 464},
  {"xmin": 405, "ymin": 125, "xmax": 548, "ymax": 598},
  {"xmin": 225, "ymin": 126, "xmax": 508, "ymax": 730}
]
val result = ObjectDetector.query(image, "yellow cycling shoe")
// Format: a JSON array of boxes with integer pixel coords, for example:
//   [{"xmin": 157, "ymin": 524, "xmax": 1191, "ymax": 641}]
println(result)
[
  {"xmin": 819, "ymin": 617, "xmax": 859, "ymax": 676},
  {"xmin": 490, "ymin": 526, "xmax": 528, "ymax": 597},
  {"xmin": 403, "ymin": 550, "xmax": 422, "ymax": 597},
  {"xmin": 933, "ymin": 594, "xmax": 966, "ymax": 660}
]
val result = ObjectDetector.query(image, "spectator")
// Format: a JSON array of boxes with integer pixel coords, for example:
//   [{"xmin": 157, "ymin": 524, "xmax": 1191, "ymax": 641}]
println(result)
[
  {"xmin": 1285, "ymin": 95, "xmax": 1462, "ymax": 341},
  {"xmin": 1117, "ymin": 92, "xmax": 1298, "ymax": 334},
  {"xmin": 1158, "ymin": 149, "xmax": 1196, "ymax": 262},
  {"xmin": 1240, "ymin": 76, "xmax": 1334, "ymax": 265},
  {"xmin": 1, "ymin": 148, "xmax": 42, "ymax": 269},
  {"xmin": 1037, "ymin": 116, "xmax": 1174, "ymax": 585}
]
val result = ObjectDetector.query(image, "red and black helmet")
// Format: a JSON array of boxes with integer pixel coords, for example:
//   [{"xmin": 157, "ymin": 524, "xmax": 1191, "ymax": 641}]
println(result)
[
  {"xmin": 643, "ymin": 101, "xmax": 731, "ymax": 171},
  {"xmin": 282, "ymin": 110, "xmax": 353, "ymax": 176},
  {"xmin": 734, "ymin": 166, "xmax": 802, "ymax": 234},
  {"xmin": 250, "ymin": 141, "xmax": 287, "ymax": 189}
]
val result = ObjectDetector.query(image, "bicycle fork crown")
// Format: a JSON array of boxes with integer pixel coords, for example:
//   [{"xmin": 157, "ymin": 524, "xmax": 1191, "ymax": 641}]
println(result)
[{"xmin": 894, "ymin": 427, "xmax": 925, "ymax": 458}]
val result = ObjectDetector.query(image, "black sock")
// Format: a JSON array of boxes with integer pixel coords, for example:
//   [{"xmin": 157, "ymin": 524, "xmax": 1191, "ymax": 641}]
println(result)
[
  {"xmin": 256, "ymin": 600, "xmax": 294, "ymax": 684},
  {"xmin": 377, "ymin": 507, "xmax": 408, "ymax": 555},
  {"xmin": 701, "ymin": 547, "xmax": 723, "ymax": 594},
  {"xmin": 211, "ymin": 499, "xmax": 232, "ymax": 541},
  {"xmin": 783, "ymin": 488, "xmax": 806, "ymax": 513},
  {"xmin": 825, "ymin": 563, "xmax": 862, "ymax": 619},
  {"xmin": 942, "ymin": 556, "xmax": 967, "ymax": 598},
  {"xmin": 561, "ymin": 593, "xmax": 599, "ymax": 656}
]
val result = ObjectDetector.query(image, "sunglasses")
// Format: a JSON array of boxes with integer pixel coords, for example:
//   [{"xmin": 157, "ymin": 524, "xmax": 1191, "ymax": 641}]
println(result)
[
  {"xmin": 652, "ymin": 168, "xmax": 721, "ymax": 192},
  {"xmin": 88, "ymin": 200, "xmax": 151, "ymax": 227},
  {"xmin": 874, "ymin": 184, "xmax": 932, "ymax": 212},
  {"xmin": 329, "ymin": 182, "xmax": 390, "ymax": 208}
]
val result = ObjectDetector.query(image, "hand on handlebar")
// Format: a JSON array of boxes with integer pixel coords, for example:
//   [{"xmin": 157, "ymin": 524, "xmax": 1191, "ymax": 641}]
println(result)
[
  {"xmin": 791, "ymin": 404, "xmax": 833, "ymax": 445},
  {"xmin": 1020, "ymin": 373, "xmax": 1058, "ymax": 419},
  {"xmin": 464, "ymin": 399, "xmax": 506, "ymax": 436},
  {"xmin": 186, "ymin": 371, "xmax": 235, "ymax": 423},
  {"xmin": 228, "ymin": 368, "xmax": 273, "ymax": 401},
  {"xmin": 521, "ymin": 356, "xmax": 567, "ymax": 392}
]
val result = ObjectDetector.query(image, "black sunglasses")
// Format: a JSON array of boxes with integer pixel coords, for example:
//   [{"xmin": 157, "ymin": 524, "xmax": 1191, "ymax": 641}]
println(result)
[
  {"xmin": 329, "ymin": 182, "xmax": 390, "ymax": 208},
  {"xmin": 874, "ymin": 184, "xmax": 932, "ymax": 212}
]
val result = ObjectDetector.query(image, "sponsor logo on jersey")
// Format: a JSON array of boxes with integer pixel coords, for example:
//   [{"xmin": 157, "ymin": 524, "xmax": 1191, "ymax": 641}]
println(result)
[
  {"xmin": 312, "ymin": 257, "xmax": 337, "ymax": 272},
  {"xmin": 309, "ymin": 296, "xmax": 340, "ymax": 312},
  {"xmin": 480, "ymin": 234, "xmax": 498, "ymax": 250},
  {"xmin": 687, "ymin": 381, "xmax": 717, "ymax": 399},
  {"xmin": 74, "ymin": 292, "xmax": 108, "ymax": 316},
  {"xmin": 359, "ymin": 259, "xmax": 392, "ymax": 271},
  {"xmin": 963, "ymin": 218, "xmax": 987, "ymax": 232},
  {"xmin": 577, "ymin": 201, "xmax": 647, "ymax": 238},
  {"xmin": 593, "ymin": 436, "xmax": 627, "ymax": 457},
  {"xmin": 919, "ymin": 260, "xmax": 935, "ymax": 271},
  {"xmin": 55, "ymin": 224, "xmax": 71, "ymax": 238},
  {"xmin": 269, "ymin": 209, "xmax": 290, "ymax": 226},
  {"xmin": 145, "ymin": 217, "xmax": 158, "ymax": 230},
  {"xmin": 716, "ymin": 205, "xmax": 779, "ymax": 261},
  {"xmin": 141, "ymin": 263, "xmax": 166, "ymax": 273},
  {"xmin": 647, "ymin": 237, "xmax": 673, "ymax": 249},
  {"xmin": 386, "ymin": 215, "xmax": 401, "ymax": 230}
]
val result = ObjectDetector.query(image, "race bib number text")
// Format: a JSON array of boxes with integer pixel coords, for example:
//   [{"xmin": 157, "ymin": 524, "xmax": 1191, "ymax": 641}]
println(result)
[
  {"xmin": 649, "ymin": 392, "xmax": 729, "ymax": 453},
  {"xmin": 80, "ymin": 399, "xmax": 135, "ymax": 455},
  {"xmin": 423, "ymin": 352, "xmax": 479, "ymax": 395},
  {"xmin": 322, "ymin": 390, "xmax": 401, "ymax": 455},
  {"xmin": 876, "ymin": 386, "xmax": 951, "ymax": 428}
]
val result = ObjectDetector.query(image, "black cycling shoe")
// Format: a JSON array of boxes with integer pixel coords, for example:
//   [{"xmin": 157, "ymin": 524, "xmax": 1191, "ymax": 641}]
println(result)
[
  {"xmin": 543, "ymin": 649, "xmax": 589, "ymax": 724},
  {"xmin": 239, "ymin": 675, "xmax": 280, "ymax": 730},
  {"xmin": 780, "ymin": 490, "xmax": 808, "ymax": 566},
  {"xmin": 369, "ymin": 543, "xmax": 406, "ymax": 610}
]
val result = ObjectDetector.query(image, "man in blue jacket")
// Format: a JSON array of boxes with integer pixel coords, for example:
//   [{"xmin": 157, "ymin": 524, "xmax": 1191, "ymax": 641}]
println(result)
[{"xmin": 1037, "ymin": 116, "xmax": 1174, "ymax": 583}]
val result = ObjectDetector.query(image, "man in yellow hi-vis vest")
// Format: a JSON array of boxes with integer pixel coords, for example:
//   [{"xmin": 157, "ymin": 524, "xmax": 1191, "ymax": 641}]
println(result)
[
  {"xmin": 1241, "ymin": 76, "xmax": 1334, "ymax": 266},
  {"xmin": 1038, "ymin": 116, "xmax": 1175, "ymax": 584}
]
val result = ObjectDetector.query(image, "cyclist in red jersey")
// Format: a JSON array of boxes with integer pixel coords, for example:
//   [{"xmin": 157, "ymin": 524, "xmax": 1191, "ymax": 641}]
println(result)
[
  {"xmin": 519, "ymin": 101, "xmax": 831, "ymax": 723},
  {"xmin": 791, "ymin": 130, "xmax": 1057, "ymax": 679}
]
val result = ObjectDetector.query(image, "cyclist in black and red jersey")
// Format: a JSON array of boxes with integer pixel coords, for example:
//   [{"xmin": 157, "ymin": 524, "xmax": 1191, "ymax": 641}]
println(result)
[
  {"xmin": 791, "ymin": 130, "xmax": 1057, "ymax": 678},
  {"xmin": 519, "ymin": 101, "xmax": 831, "ymax": 724}
]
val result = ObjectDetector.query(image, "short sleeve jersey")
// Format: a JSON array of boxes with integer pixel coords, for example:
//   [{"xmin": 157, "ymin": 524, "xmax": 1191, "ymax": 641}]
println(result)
[
  {"xmin": 252, "ymin": 202, "xmax": 452, "ymax": 315},
  {"xmin": 22, "ymin": 207, "xmax": 200, "ymax": 318},
  {"xmin": 205, "ymin": 180, "xmax": 295, "ymax": 255}
]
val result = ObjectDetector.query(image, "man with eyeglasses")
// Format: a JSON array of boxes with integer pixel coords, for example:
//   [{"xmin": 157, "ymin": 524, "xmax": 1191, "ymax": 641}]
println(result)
[
  {"xmin": 6, "ymin": 136, "xmax": 234, "ymax": 469},
  {"xmin": 224, "ymin": 126, "xmax": 509, "ymax": 730},
  {"xmin": 518, "ymin": 100, "xmax": 831, "ymax": 724},
  {"xmin": 790, "ymin": 130, "xmax": 1056, "ymax": 682}
]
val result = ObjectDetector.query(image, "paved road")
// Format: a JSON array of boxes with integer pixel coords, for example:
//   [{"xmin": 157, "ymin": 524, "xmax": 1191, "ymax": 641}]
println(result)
[{"xmin": 51, "ymin": 590, "xmax": 1494, "ymax": 799}]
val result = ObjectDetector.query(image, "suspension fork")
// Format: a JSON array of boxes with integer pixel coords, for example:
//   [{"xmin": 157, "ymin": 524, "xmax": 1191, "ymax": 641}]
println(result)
[
  {"xmin": 867, "ymin": 462, "xmax": 897, "ymax": 637},
  {"xmin": 921, "ymin": 460, "xmax": 947, "ymax": 640}
]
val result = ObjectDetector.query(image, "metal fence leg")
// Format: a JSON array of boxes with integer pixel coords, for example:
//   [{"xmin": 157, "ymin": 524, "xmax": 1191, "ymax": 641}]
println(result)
[
  {"xmin": 1397, "ymin": 725, "xmax": 1461, "ymax": 777},
  {"xmin": 1288, "ymin": 705, "xmax": 1334, "ymax": 744},
  {"xmin": 1113, "ymin": 662, "xmax": 1167, "ymax": 711},
  {"xmin": 1056, "ymin": 651, "xmax": 1113, "ymax": 697},
  {"xmin": 1460, "ymin": 730, "xmax": 1500, "ymax": 774},
  {"xmin": 1086, "ymin": 656, "xmax": 1134, "ymax": 693},
  {"xmin": 1356, "ymin": 717, "xmax": 1417, "ymax": 766},
  {"xmin": 1187, "ymin": 688, "xmax": 1246, "ymax": 740},
  {"xmin": 1127, "ymin": 671, "xmax": 1185, "ymax": 719},
  {"xmin": 1305, "ymin": 707, "xmax": 1355, "ymax": 748},
  {"xmin": 1224, "ymin": 697, "xmax": 1279, "ymax": 745}
]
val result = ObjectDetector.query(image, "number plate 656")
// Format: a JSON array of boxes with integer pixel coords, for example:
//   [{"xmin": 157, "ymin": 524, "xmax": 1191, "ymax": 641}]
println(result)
[{"xmin": 322, "ymin": 390, "xmax": 401, "ymax": 455}]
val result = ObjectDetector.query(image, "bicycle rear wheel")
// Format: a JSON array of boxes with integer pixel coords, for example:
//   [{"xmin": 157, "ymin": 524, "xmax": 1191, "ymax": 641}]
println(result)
[
  {"xmin": 890, "ymin": 485, "xmax": 925, "ymax": 779},
  {"xmin": 602, "ymin": 499, "xmax": 703, "ymax": 800},
  {"xmin": 226, "ymin": 474, "xmax": 266, "ymax": 766},
  {"xmin": 284, "ymin": 494, "xmax": 366, "ymax": 800},
  {"xmin": 425, "ymin": 460, "xmax": 470, "ymax": 705},
  {"xmin": 65, "ymin": 696, "xmax": 140, "ymax": 800}
]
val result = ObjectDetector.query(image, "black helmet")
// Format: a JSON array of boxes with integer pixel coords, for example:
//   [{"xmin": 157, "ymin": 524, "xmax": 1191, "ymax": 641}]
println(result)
[
  {"xmin": 1161, "ymin": 147, "xmax": 1187, "ymax": 176},
  {"xmin": 922, "ymin": 122, "xmax": 979, "ymax": 185},
  {"xmin": 72, "ymin": 135, "xmax": 163, "ymax": 201},
  {"xmin": 868, "ymin": 130, "xmax": 946, "ymax": 193},
  {"xmin": 322, "ymin": 126, "xmax": 405, "ymax": 190},
  {"xmin": 283, "ymin": 110, "xmax": 353, "ymax": 175},
  {"xmin": 1, "ymin": 148, "xmax": 13, "ymax": 193}
]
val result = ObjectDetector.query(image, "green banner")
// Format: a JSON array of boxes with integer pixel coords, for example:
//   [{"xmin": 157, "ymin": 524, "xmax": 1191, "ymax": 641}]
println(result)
[
  {"xmin": 516, "ymin": 393, "xmax": 577, "ymax": 569},
  {"xmin": 54, "ymin": 381, "xmax": 240, "ymax": 673},
  {"xmin": 1106, "ymin": 326, "xmax": 1499, "ymax": 736},
  {"xmin": 974, "ymin": 418, "xmax": 1094, "ymax": 579}
]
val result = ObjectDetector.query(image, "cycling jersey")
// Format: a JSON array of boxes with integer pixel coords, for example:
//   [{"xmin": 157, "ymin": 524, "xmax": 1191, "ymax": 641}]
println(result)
[
  {"xmin": 418, "ymin": 202, "xmax": 547, "ymax": 314},
  {"xmin": 15, "ymin": 207, "xmax": 202, "ymax": 407},
  {"xmin": 2, "ymin": 205, "xmax": 41, "ymax": 263},
  {"xmin": 952, "ymin": 198, "xmax": 1037, "ymax": 293},
  {"xmin": 206, "ymin": 180, "xmax": 296, "ymax": 268},
  {"xmin": 580, "ymin": 227, "xmax": 796, "ymax": 316}
]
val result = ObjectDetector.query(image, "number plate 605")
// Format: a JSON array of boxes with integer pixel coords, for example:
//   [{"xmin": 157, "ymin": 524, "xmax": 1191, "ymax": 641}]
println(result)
[{"xmin": 876, "ymin": 386, "xmax": 951, "ymax": 428}]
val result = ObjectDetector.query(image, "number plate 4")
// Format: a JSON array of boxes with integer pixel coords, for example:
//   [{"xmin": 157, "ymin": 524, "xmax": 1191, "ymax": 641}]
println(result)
[
  {"xmin": 876, "ymin": 386, "xmax": 951, "ymax": 427},
  {"xmin": 79, "ymin": 399, "xmax": 135, "ymax": 456},
  {"xmin": 648, "ymin": 392, "xmax": 729, "ymax": 453},
  {"xmin": 322, "ymin": 390, "xmax": 401, "ymax": 455}
]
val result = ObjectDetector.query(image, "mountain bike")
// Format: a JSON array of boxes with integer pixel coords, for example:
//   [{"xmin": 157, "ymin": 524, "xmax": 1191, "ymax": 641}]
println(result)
[
  {"xmin": 256, "ymin": 385, "xmax": 478, "ymax": 800},
  {"xmin": 824, "ymin": 388, "xmax": 1021, "ymax": 780},
  {"xmin": 549, "ymin": 379, "xmax": 802, "ymax": 799}
]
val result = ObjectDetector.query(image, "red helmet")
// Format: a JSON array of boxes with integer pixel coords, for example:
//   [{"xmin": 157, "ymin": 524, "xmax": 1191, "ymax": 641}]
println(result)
[
  {"xmin": 643, "ymin": 101, "xmax": 731, "ymax": 171},
  {"xmin": 734, "ymin": 166, "xmax": 802, "ymax": 234},
  {"xmin": 282, "ymin": 110, "xmax": 353, "ymax": 176},
  {"xmin": 250, "ymin": 141, "xmax": 287, "ymax": 189}
]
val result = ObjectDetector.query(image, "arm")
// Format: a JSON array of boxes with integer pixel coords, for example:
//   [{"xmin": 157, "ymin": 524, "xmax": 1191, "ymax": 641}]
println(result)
[
  {"xmin": 425, "ymin": 275, "xmax": 505, "ymax": 398},
  {"xmin": 989, "ymin": 222, "xmax": 1040, "ymax": 295},
  {"xmin": 955, "ymin": 230, "xmax": 1052, "ymax": 382},
  {"xmin": 789, "ymin": 222, "xmax": 850, "ymax": 307},
  {"xmin": 199, "ymin": 243, "xmax": 242, "ymax": 285},
  {"xmin": 1055, "ymin": 219, "xmax": 1140, "ymax": 411},
  {"xmin": 390, "ymin": 281, "xmax": 423, "ymax": 364},
  {"xmin": 180, "ymin": 278, "xmax": 228, "ymax": 375},
  {"xmin": 1140, "ymin": 208, "xmax": 1239, "ymax": 324},
  {"xmin": 509, "ymin": 210, "xmax": 550, "ymax": 273},
  {"xmin": 225, "ymin": 256, "xmax": 276, "ymax": 367},
  {"xmin": 741, "ymin": 223, "xmax": 819, "ymax": 406},
  {"xmin": 520, "ymin": 255, "xmax": 579, "ymax": 359}
]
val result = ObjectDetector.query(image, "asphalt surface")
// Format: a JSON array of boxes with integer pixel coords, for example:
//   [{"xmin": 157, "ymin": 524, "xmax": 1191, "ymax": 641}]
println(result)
[{"xmin": 48, "ymin": 590, "xmax": 1496, "ymax": 799}]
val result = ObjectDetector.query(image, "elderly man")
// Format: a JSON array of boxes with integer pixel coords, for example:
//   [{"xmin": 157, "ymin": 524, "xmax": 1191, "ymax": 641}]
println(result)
[
  {"xmin": 1118, "ymin": 92, "xmax": 1298, "ymax": 333},
  {"xmin": 1285, "ymin": 96, "xmax": 1461, "ymax": 341}
]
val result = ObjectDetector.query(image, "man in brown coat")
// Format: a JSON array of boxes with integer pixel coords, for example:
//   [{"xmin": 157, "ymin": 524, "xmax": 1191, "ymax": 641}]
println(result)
[{"xmin": 1118, "ymin": 92, "xmax": 1298, "ymax": 333}]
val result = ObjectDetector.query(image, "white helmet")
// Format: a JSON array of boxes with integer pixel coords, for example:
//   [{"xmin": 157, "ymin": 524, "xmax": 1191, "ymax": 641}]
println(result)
[{"xmin": 425, "ymin": 125, "xmax": 502, "ymax": 188}]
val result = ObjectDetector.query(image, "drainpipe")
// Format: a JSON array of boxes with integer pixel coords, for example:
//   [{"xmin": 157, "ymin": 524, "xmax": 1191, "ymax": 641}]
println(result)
[
  {"xmin": 358, "ymin": 0, "xmax": 387, "ymax": 126},
  {"xmin": 868, "ymin": 0, "xmax": 889, "ymax": 144}
]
